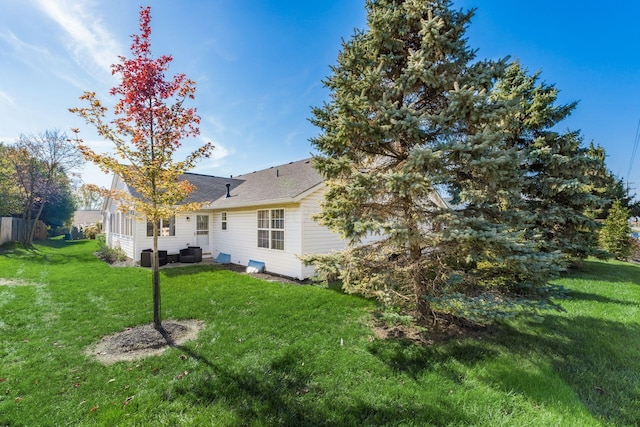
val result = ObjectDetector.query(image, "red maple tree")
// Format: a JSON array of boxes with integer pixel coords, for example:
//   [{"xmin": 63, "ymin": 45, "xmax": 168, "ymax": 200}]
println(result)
[{"xmin": 70, "ymin": 6, "xmax": 213, "ymax": 330}]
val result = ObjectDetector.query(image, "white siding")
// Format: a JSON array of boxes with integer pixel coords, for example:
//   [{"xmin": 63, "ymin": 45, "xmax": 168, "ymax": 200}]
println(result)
[
  {"xmin": 211, "ymin": 204, "xmax": 306, "ymax": 279},
  {"xmin": 105, "ymin": 177, "xmax": 381, "ymax": 277},
  {"xmin": 210, "ymin": 189, "xmax": 378, "ymax": 280},
  {"xmin": 298, "ymin": 188, "xmax": 384, "ymax": 278},
  {"xmin": 299, "ymin": 189, "xmax": 349, "ymax": 278},
  {"xmin": 104, "ymin": 176, "xmax": 137, "ymax": 259},
  {"xmin": 104, "ymin": 178, "xmax": 214, "ymax": 262},
  {"xmin": 132, "ymin": 212, "xmax": 212, "ymax": 261}
]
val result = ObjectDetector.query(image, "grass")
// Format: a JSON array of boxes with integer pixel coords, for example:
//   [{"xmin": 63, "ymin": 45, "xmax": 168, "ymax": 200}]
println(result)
[{"xmin": 0, "ymin": 239, "xmax": 638, "ymax": 426}]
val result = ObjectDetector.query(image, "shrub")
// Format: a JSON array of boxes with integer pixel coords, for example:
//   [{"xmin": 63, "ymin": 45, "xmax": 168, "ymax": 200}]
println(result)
[
  {"xmin": 599, "ymin": 200, "xmax": 632, "ymax": 260},
  {"xmin": 84, "ymin": 224, "xmax": 100, "ymax": 240},
  {"xmin": 95, "ymin": 235, "xmax": 127, "ymax": 264}
]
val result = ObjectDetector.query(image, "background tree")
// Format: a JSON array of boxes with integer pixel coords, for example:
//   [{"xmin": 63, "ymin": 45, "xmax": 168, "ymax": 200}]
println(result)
[
  {"xmin": 309, "ymin": 0, "xmax": 559, "ymax": 326},
  {"xmin": 0, "ymin": 143, "xmax": 22, "ymax": 216},
  {"xmin": 5, "ymin": 130, "xmax": 82, "ymax": 244},
  {"xmin": 74, "ymin": 183, "xmax": 105, "ymax": 210},
  {"xmin": 70, "ymin": 6, "xmax": 213, "ymax": 330},
  {"xmin": 584, "ymin": 142, "xmax": 638, "ymax": 219},
  {"xmin": 599, "ymin": 200, "xmax": 632, "ymax": 260},
  {"xmin": 39, "ymin": 174, "xmax": 77, "ymax": 229}
]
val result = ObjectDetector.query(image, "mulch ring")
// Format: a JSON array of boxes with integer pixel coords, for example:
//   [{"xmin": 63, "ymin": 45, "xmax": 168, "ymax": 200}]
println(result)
[{"xmin": 87, "ymin": 319, "xmax": 205, "ymax": 365}]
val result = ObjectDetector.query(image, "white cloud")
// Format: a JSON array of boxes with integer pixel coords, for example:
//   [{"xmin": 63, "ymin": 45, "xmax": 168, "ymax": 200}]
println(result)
[
  {"xmin": 34, "ymin": 0, "xmax": 121, "ymax": 82},
  {"xmin": 203, "ymin": 114, "xmax": 227, "ymax": 135},
  {"xmin": 209, "ymin": 139, "xmax": 230, "ymax": 161},
  {"xmin": 0, "ymin": 30, "xmax": 50, "ymax": 56},
  {"xmin": 0, "ymin": 90, "xmax": 15, "ymax": 106},
  {"xmin": 186, "ymin": 136, "xmax": 233, "ymax": 176}
]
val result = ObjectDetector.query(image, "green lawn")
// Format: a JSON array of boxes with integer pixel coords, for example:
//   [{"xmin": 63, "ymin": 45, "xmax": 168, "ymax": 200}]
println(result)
[{"xmin": 0, "ymin": 239, "xmax": 638, "ymax": 426}]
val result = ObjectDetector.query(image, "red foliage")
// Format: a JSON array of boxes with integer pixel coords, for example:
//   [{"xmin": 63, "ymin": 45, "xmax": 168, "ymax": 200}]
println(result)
[{"xmin": 110, "ymin": 6, "xmax": 200, "ymax": 152}]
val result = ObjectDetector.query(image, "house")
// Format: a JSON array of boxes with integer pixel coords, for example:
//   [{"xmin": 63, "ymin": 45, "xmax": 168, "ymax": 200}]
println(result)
[
  {"xmin": 72, "ymin": 210, "xmax": 102, "ymax": 229},
  {"xmin": 103, "ymin": 158, "xmax": 352, "ymax": 279}
]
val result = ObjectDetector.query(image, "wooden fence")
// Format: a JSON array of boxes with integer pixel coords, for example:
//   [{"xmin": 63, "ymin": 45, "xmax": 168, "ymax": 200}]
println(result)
[{"xmin": 0, "ymin": 217, "xmax": 47, "ymax": 245}]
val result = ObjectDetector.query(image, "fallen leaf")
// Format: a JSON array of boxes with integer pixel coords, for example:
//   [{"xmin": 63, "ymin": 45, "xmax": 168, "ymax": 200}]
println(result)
[
  {"xmin": 0, "ymin": 378, "xmax": 5, "ymax": 383},
  {"xmin": 90, "ymin": 406, "xmax": 98, "ymax": 412}
]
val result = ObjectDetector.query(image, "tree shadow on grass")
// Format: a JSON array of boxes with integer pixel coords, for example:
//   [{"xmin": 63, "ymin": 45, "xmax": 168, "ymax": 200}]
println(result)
[
  {"xmin": 565, "ymin": 289, "xmax": 638, "ymax": 306},
  {"xmin": 167, "ymin": 344, "xmax": 471, "ymax": 426},
  {"xmin": 488, "ymin": 315, "xmax": 640, "ymax": 425},
  {"xmin": 0, "ymin": 241, "xmax": 40, "ymax": 256},
  {"xmin": 366, "ymin": 311, "xmax": 640, "ymax": 425},
  {"xmin": 567, "ymin": 259, "xmax": 640, "ymax": 286},
  {"xmin": 367, "ymin": 336, "xmax": 498, "ymax": 380},
  {"xmin": 160, "ymin": 264, "xmax": 215, "ymax": 278},
  {"xmin": 0, "ymin": 239, "xmax": 98, "ymax": 265}
]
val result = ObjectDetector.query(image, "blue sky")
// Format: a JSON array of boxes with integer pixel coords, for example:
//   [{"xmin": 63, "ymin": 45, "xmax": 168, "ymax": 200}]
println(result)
[{"xmin": 1, "ymin": 1, "xmax": 639, "ymax": 196}]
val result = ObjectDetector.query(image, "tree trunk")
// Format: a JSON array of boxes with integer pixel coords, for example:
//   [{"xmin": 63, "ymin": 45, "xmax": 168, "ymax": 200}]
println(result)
[
  {"xmin": 411, "ymin": 249, "xmax": 432, "ymax": 326},
  {"xmin": 407, "ymin": 211, "xmax": 432, "ymax": 325},
  {"xmin": 152, "ymin": 220, "xmax": 162, "ymax": 330},
  {"xmin": 22, "ymin": 203, "xmax": 33, "ymax": 245},
  {"xmin": 28, "ymin": 196, "xmax": 47, "ymax": 244}
]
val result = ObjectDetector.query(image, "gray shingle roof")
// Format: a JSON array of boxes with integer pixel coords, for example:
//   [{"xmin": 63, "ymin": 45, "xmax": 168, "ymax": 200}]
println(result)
[
  {"xmin": 72, "ymin": 210, "xmax": 102, "ymax": 227},
  {"xmin": 210, "ymin": 158, "xmax": 322, "ymax": 208},
  {"xmin": 122, "ymin": 158, "xmax": 323, "ymax": 208},
  {"xmin": 178, "ymin": 174, "xmax": 243, "ymax": 204}
]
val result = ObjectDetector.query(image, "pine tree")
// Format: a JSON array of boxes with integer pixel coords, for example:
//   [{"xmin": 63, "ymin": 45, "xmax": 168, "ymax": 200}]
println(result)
[
  {"xmin": 309, "ymin": 0, "xmax": 558, "ymax": 325},
  {"xmin": 600, "ymin": 200, "xmax": 632, "ymax": 260},
  {"xmin": 491, "ymin": 64, "xmax": 605, "ymax": 261}
]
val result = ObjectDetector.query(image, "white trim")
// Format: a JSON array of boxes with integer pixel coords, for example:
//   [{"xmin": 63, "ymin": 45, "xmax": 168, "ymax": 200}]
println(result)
[{"xmin": 256, "ymin": 208, "xmax": 285, "ymax": 251}]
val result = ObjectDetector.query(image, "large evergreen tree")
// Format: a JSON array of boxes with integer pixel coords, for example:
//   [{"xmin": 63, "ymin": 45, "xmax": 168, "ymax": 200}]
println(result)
[
  {"xmin": 491, "ymin": 64, "xmax": 605, "ymax": 261},
  {"xmin": 309, "ymin": 0, "xmax": 559, "ymax": 325}
]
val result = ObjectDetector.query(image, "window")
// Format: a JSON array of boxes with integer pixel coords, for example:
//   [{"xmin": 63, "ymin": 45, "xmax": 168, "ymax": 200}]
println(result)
[
  {"xmin": 257, "ymin": 209, "xmax": 284, "ymax": 250},
  {"xmin": 146, "ymin": 216, "xmax": 175, "ymax": 237},
  {"xmin": 110, "ymin": 211, "xmax": 133, "ymax": 236},
  {"xmin": 118, "ymin": 212, "xmax": 124, "ymax": 235},
  {"xmin": 257, "ymin": 210, "xmax": 269, "ymax": 248},
  {"xmin": 221, "ymin": 212, "xmax": 227, "ymax": 230}
]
